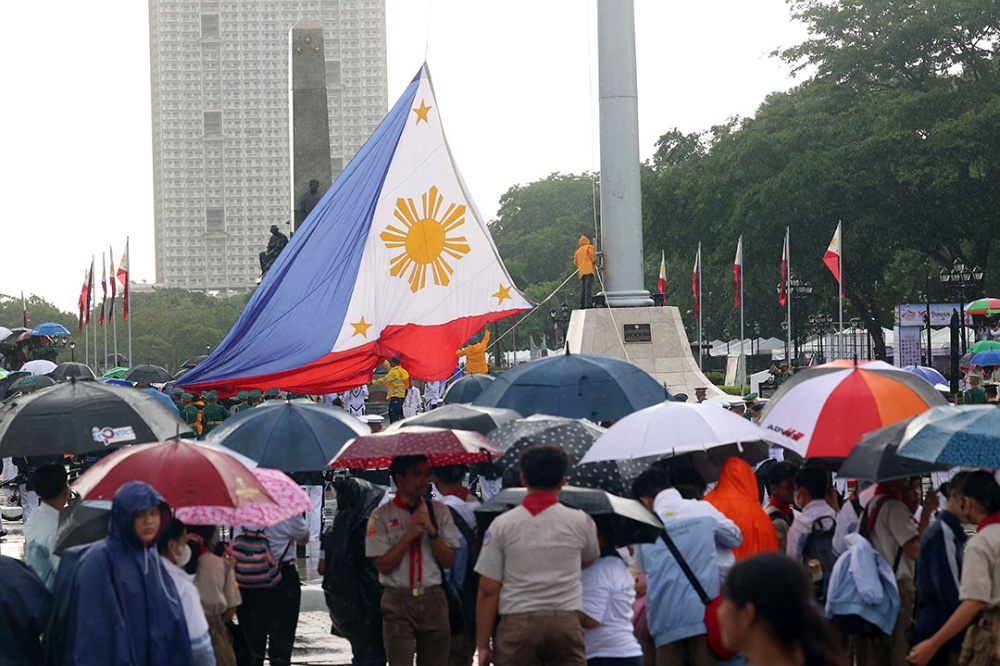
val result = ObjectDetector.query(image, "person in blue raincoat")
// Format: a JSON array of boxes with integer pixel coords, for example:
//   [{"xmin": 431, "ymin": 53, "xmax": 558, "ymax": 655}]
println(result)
[{"xmin": 52, "ymin": 481, "xmax": 194, "ymax": 665}]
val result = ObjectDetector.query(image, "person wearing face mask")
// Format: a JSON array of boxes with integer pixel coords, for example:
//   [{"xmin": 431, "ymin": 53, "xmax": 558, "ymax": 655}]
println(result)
[
  {"xmin": 48, "ymin": 481, "xmax": 193, "ymax": 666},
  {"xmin": 158, "ymin": 518, "xmax": 216, "ymax": 666}
]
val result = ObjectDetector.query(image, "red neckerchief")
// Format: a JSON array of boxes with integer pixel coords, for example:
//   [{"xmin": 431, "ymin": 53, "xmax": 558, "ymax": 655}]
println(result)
[
  {"xmin": 977, "ymin": 512, "xmax": 1000, "ymax": 533},
  {"xmin": 391, "ymin": 496, "xmax": 423, "ymax": 589},
  {"xmin": 874, "ymin": 485, "xmax": 905, "ymax": 502},
  {"xmin": 443, "ymin": 488, "xmax": 469, "ymax": 501},
  {"xmin": 522, "ymin": 491, "xmax": 560, "ymax": 517},
  {"xmin": 767, "ymin": 496, "xmax": 793, "ymax": 518}
]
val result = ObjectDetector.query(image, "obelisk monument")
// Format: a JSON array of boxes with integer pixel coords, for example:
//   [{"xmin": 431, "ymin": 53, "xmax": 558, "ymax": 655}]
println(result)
[{"xmin": 288, "ymin": 19, "xmax": 332, "ymax": 231}]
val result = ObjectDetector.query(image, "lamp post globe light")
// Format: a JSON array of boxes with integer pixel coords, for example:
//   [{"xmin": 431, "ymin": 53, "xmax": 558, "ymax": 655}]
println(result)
[
  {"xmin": 549, "ymin": 302, "xmax": 570, "ymax": 347},
  {"xmin": 777, "ymin": 272, "xmax": 813, "ymax": 366},
  {"xmin": 69, "ymin": 341, "xmax": 76, "ymax": 363},
  {"xmin": 939, "ymin": 258, "xmax": 985, "ymax": 356}
]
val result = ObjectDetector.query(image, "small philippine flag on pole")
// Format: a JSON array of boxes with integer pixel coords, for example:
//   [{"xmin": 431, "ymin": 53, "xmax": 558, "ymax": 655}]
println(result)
[
  {"xmin": 823, "ymin": 222, "xmax": 842, "ymax": 291},
  {"xmin": 657, "ymin": 251, "xmax": 667, "ymax": 303},
  {"xmin": 779, "ymin": 229, "xmax": 789, "ymax": 307},
  {"xmin": 692, "ymin": 244, "xmax": 701, "ymax": 322},
  {"xmin": 733, "ymin": 236, "xmax": 743, "ymax": 309}
]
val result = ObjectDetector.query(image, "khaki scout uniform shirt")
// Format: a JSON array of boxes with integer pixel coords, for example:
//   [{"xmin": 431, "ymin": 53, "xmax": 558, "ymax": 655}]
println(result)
[
  {"xmin": 365, "ymin": 498, "xmax": 460, "ymax": 591},
  {"xmin": 475, "ymin": 503, "xmax": 599, "ymax": 615},
  {"xmin": 960, "ymin": 524, "xmax": 1000, "ymax": 608}
]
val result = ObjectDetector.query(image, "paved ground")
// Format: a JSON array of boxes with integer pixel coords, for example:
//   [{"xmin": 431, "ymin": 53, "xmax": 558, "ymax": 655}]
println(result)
[{"xmin": 1, "ymin": 516, "xmax": 357, "ymax": 665}]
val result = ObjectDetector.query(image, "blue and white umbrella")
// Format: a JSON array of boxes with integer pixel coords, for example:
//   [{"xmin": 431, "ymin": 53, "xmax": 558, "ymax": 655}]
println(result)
[
  {"xmin": 902, "ymin": 365, "xmax": 948, "ymax": 386},
  {"xmin": 30, "ymin": 322, "xmax": 71, "ymax": 338},
  {"xmin": 969, "ymin": 349, "xmax": 1000, "ymax": 366},
  {"xmin": 896, "ymin": 405, "xmax": 1000, "ymax": 468}
]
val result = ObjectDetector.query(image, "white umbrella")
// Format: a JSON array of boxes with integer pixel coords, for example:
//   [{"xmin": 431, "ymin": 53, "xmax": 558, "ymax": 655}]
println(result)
[
  {"xmin": 20, "ymin": 359, "xmax": 57, "ymax": 375},
  {"xmin": 579, "ymin": 401, "xmax": 778, "ymax": 465},
  {"xmin": 0, "ymin": 327, "xmax": 11, "ymax": 344}
]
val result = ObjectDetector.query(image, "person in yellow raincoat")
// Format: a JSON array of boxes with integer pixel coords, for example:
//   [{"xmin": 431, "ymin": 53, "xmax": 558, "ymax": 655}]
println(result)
[
  {"xmin": 573, "ymin": 235, "xmax": 596, "ymax": 309},
  {"xmin": 373, "ymin": 357, "xmax": 409, "ymax": 423},
  {"xmin": 456, "ymin": 329, "xmax": 490, "ymax": 375}
]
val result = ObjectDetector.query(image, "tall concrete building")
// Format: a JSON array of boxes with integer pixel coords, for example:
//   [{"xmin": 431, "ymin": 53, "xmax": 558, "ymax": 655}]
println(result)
[{"xmin": 148, "ymin": 0, "xmax": 387, "ymax": 293}]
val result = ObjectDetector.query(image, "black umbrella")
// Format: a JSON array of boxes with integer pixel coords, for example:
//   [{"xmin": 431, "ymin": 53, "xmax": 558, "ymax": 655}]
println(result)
[
  {"xmin": 837, "ymin": 419, "xmax": 952, "ymax": 483},
  {"xmin": 443, "ymin": 374, "xmax": 495, "ymax": 404},
  {"xmin": 204, "ymin": 400, "xmax": 369, "ymax": 472},
  {"xmin": 472, "ymin": 353, "xmax": 667, "ymax": 421},
  {"xmin": 0, "ymin": 377, "xmax": 192, "ymax": 457},
  {"xmin": 48, "ymin": 362, "xmax": 97, "ymax": 381},
  {"xmin": 4, "ymin": 374, "xmax": 57, "ymax": 398},
  {"xmin": 124, "ymin": 364, "xmax": 173, "ymax": 384},
  {"xmin": 54, "ymin": 499, "xmax": 110, "ymax": 554},
  {"xmin": 386, "ymin": 404, "xmax": 522, "ymax": 436},
  {"xmin": 487, "ymin": 415, "xmax": 625, "ymax": 494},
  {"xmin": 475, "ymin": 486, "xmax": 663, "ymax": 547}
]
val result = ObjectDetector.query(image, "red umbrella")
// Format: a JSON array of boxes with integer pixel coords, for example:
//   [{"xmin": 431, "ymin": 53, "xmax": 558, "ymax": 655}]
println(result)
[
  {"xmin": 329, "ymin": 426, "xmax": 502, "ymax": 469},
  {"xmin": 73, "ymin": 439, "xmax": 278, "ymax": 509}
]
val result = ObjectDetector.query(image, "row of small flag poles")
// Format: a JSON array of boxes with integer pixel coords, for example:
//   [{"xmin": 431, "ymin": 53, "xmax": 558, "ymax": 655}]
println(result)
[
  {"xmin": 656, "ymin": 223, "xmax": 844, "ymax": 376},
  {"xmin": 75, "ymin": 238, "xmax": 131, "ymax": 370}
]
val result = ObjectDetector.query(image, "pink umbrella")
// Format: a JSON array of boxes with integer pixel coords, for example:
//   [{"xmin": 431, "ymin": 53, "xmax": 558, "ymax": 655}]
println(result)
[
  {"xmin": 175, "ymin": 467, "xmax": 312, "ymax": 527},
  {"xmin": 329, "ymin": 426, "xmax": 502, "ymax": 469}
]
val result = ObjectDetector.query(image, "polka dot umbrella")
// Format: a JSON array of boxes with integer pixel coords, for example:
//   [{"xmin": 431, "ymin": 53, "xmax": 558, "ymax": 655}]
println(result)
[
  {"xmin": 328, "ymin": 426, "xmax": 502, "ymax": 470},
  {"xmin": 486, "ymin": 415, "xmax": 626, "ymax": 495}
]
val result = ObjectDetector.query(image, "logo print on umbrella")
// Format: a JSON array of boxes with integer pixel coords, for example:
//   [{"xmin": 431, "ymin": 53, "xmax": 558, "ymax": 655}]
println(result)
[
  {"xmin": 233, "ymin": 476, "xmax": 260, "ymax": 497},
  {"xmin": 91, "ymin": 426, "xmax": 137, "ymax": 447},
  {"xmin": 765, "ymin": 424, "xmax": 807, "ymax": 441}
]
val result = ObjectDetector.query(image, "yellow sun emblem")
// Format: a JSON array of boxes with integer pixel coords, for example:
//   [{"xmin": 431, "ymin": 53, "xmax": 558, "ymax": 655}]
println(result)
[{"xmin": 379, "ymin": 186, "xmax": 471, "ymax": 292}]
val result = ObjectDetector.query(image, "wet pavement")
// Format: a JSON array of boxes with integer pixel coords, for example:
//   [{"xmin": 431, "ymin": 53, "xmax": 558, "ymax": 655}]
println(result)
[{"xmin": 1, "ymin": 516, "xmax": 357, "ymax": 665}]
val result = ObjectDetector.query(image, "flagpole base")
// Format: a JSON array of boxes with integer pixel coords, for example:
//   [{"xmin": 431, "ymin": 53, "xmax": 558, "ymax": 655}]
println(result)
[{"xmin": 597, "ymin": 290, "xmax": 654, "ymax": 308}]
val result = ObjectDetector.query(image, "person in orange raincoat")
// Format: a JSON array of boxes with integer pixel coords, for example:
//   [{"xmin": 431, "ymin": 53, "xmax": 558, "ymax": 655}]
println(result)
[
  {"xmin": 456, "ymin": 328, "xmax": 490, "ymax": 374},
  {"xmin": 573, "ymin": 235, "xmax": 596, "ymax": 309},
  {"xmin": 704, "ymin": 458, "xmax": 779, "ymax": 560}
]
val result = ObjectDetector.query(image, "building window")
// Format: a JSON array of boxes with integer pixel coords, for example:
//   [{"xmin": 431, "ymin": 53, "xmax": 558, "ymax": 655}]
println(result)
[
  {"xmin": 201, "ymin": 14, "xmax": 220, "ymax": 38},
  {"xmin": 204, "ymin": 111, "xmax": 222, "ymax": 135},
  {"xmin": 326, "ymin": 60, "xmax": 341, "ymax": 87},
  {"xmin": 206, "ymin": 208, "xmax": 224, "ymax": 233}
]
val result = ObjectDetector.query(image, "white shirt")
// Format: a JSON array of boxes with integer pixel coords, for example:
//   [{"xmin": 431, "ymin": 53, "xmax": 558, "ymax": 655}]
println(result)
[
  {"xmin": 581, "ymin": 556, "xmax": 643, "ymax": 659},
  {"xmin": 24, "ymin": 502, "xmax": 60, "ymax": 587},
  {"xmin": 239, "ymin": 515, "xmax": 309, "ymax": 563},
  {"xmin": 162, "ymin": 556, "xmax": 211, "ymax": 641},
  {"xmin": 423, "ymin": 380, "xmax": 445, "ymax": 408},
  {"xmin": 786, "ymin": 498, "xmax": 838, "ymax": 561},
  {"xmin": 341, "ymin": 386, "xmax": 368, "ymax": 416}
]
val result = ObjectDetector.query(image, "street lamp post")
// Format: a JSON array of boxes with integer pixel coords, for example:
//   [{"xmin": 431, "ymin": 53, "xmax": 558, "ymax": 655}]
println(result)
[
  {"xmin": 69, "ymin": 341, "xmax": 76, "ymax": 363},
  {"xmin": 939, "ymin": 258, "xmax": 985, "ymax": 356},
  {"xmin": 777, "ymin": 272, "xmax": 812, "ymax": 366},
  {"xmin": 849, "ymin": 317, "xmax": 861, "ymax": 360},
  {"xmin": 752, "ymin": 321, "xmax": 760, "ymax": 355},
  {"xmin": 549, "ymin": 302, "xmax": 570, "ymax": 347}
]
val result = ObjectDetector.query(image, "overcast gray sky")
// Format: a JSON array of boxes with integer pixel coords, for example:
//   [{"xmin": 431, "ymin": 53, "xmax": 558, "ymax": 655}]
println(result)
[{"xmin": 0, "ymin": 1, "xmax": 806, "ymax": 313}]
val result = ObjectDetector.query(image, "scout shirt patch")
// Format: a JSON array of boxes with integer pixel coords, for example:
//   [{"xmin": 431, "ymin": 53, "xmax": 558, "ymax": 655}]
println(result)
[
  {"xmin": 388, "ymin": 518, "xmax": 401, "ymax": 529},
  {"xmin": 366, "ymin": 517, "xmax": 377, "ymax": 537}
]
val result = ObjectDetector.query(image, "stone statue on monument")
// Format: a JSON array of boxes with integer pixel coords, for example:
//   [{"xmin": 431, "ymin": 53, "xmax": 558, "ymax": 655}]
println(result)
[
  {"xmin": 259, "ymin": 224, "xmax": 289, "ymax": 276},
  {"xmin": 295, "ymin": 179, "xmax": 323, "ymax": 227}
]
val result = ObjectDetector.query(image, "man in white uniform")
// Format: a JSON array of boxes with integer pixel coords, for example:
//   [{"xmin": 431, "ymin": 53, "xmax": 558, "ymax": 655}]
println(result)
[{"xmin": 342, "ymin": 385, "xmax": 369, "ymax": 417}]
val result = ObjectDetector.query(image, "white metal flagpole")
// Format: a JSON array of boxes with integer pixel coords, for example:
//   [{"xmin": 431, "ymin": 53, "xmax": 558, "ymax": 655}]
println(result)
[
  {"xmin": 698, "ymin": 242, "xmax": 703, "ymax": 371},
  {"xmin": 102, "ymin": 252, "xmax": 108, "ymax": 373},
  {"xmin": 111, "ymin": 245, "xmax": 118, "ymax": 368},
  {"xmin": 838, "ymin": 221, "xmax": 844, "ymax": 361},
  {"xmin": 740, "ymin": 235, "xmax": 746, "ymax": 391},
  {"xmin": 126, "ymin": 237, "xmax": 132, "ymax": 366},
  {"xmin": 786, "ymin": 227, "xmax": 792, "ymax": 365}
]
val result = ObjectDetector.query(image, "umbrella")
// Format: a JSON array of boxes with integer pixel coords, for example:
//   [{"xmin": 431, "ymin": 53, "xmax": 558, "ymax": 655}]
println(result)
[
  {"xmin": 836, "ymin": 419, "xmax": 952, "ymax": 483},
  {"xmin": 902, "ymin": 365, "xmax": 948, "ymax": 386},
  {"xmin": 205, "ymin": 400, "xmax": 369, "ymax": 472},
  {"xmin": 103, "ymin": 367, "xmax": 129, "ymax": 379},
  {"xmin": 966, "ymin": 298, "xmax": 1000, "ymax": 316},
  {"xmin": 329, "ymin": 426, "xmax": 502, "ymax": 469},
  {"xmin": 54, "ymin": 499, "xmax": 113, "ymax": 555},
  {"xmin": 30, "ymin": 322, "xmax": 71, "ymax": 337},
  {"xmin": 5, "ymin": 374, "xmax": 56, "ymax": 398},
  {"xmin": 0, "ymin": 378, "xmax": 192, "ymax": 457},
  {"xmin": 472, "ymin": 353, "xmax": 667, "ymax": 421},
  {"xmin": 48, "ymin": 362, "xmax": 97, "ymax": 381},
  {"xmin": 0, "ymin": 327, "xmax": 11, "ymax": 342},
  {"xmin": 19, "ymin": 359, "xmax": 57, "ymax": 375},
  {"xmin": 969, "ymin": 350, "xmax": 1000, "ymax": 366},
  {"xmin": 180, "ymin": 355, "xmax": 209, "ymax": 369},
  {"xmin": 98, "ymin": 377, "xmax": 134, "ymax": 387},
  {"xmin": 475, "ymin": 486, "xmax": 663, "ymax": 547},
  {"xmin": 485, "ymin": 415, "xmax": 624, "ymax": 493},
  {"xmin": 443, "ymin": 374, "xmax": 495, "ymax": 404},
  {"xmin": 759, "ymin": 364, "xmax": 947, "ymax": 458},
  {"xmin": 386, "ymin": 404, "xmax": 522, "ymax": 436},
  {"xmin": 175, "ymin": 467, "xmax": 312, "ymax": 526},
  {"xmin": 896, "ymin": 405, "xmax": 1000, "ymax": 468},
  {"xmin": 73, "ymin": 439, "xmax": 279, "ymax": 510},
  {"xmin": 969, "ymin": 340, "xmax": 1000, "ymax": 354},
  {"xmin": 124, "ymin": 364, "xmax": 173, "ymax": 384},
  {"xmin": 579, "ymin": 401, "xmax": 774, "ymax": 474},
  {"xmin": 141, "ymin": 387, "xmax": 180, "ymax": 415}
]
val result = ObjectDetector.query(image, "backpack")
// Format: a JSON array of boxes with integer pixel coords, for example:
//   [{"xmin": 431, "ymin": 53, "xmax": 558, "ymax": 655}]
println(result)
[
  {"xmin": 801, "ymin": 515, "xmax": 837, "ymax": 603},
  {"xmin": 448, "ymin": 506, "xmax": 481, "ymax": 633},
  {"xmin": 231, "ymin": 529, "xmax": 283, "ymax": 589}
]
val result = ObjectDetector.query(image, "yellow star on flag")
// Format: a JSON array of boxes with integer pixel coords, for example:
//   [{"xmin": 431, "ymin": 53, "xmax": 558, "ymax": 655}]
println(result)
[
  {"xmin": 351, "ymin": 317, "xmax": 373, "ymax": 338},
  {"xmin": 412, "ymin": 100, "xmax": 432, "ymax": 124},
  {"xmin": 492, "ymin": 284, "xmax": 512, "ymax": 304}
]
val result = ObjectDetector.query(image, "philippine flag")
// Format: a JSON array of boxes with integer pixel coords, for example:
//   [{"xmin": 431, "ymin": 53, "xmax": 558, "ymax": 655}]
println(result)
[
  {"xmin": 691, "ymin": 245, "xmax": 701, "ymax": 322},
  {"xmin": 657, "ymin": 251, "xmax": 666, "ymax": 302},
  {"xmin": 178, "ymin": 65, "xmax": 531, "ymax": 396},
  {"xmin": 823, "ymin": 222, "xmax": 843, "ymax": 295},
  {"xmin": 733, "ymin": 236, "xmax": 743, "ymax": 309}
]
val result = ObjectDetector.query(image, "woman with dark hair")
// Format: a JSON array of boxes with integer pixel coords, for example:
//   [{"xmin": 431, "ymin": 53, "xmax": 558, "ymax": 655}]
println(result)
[
  {"xmin": 717, "ymin": 553, "xmax": 846, "ymax": 666},
  {"xmin": 909, "ymin": 471, "xmax": 1000, "ymax": 666},
  {"xmin": 158, "ymin": 518, "xmax": 216, "ymax": 666}
]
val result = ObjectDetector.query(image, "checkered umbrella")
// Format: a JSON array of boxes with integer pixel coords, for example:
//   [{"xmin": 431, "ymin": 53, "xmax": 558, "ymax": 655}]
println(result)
[{"xmin": 328, "ymin": 426, "xmax": 502, "ymax": 470}]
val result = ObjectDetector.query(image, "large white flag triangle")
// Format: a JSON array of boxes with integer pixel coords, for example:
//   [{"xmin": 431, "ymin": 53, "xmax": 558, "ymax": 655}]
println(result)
[{"xmin": 179, "ymin": 65, "xmax": 531, "ymax": 396}]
